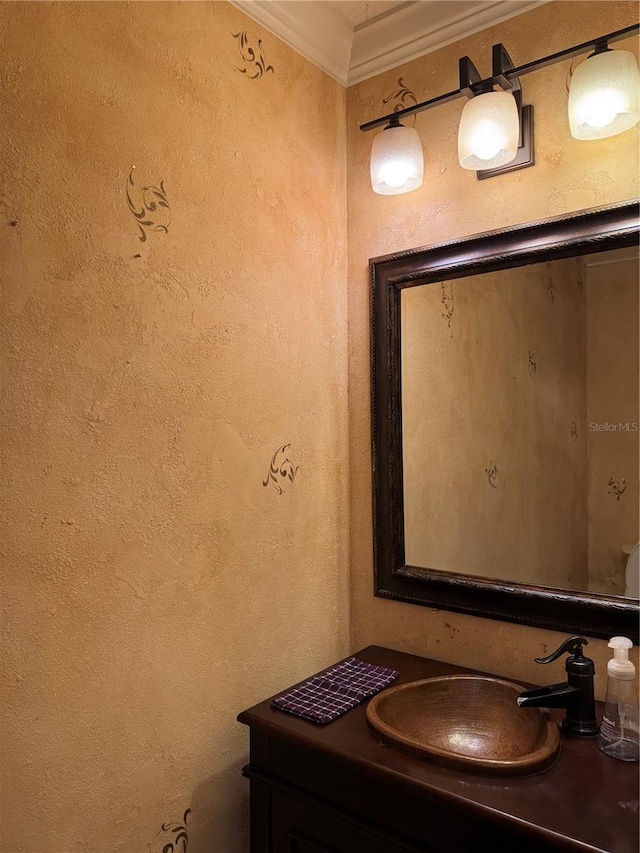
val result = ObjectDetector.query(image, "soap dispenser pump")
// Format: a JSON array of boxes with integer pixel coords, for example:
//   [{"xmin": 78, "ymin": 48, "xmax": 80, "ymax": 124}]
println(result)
[{"xmin": 598, "ymin": 637, "xmax": 639, "ymax": 762}]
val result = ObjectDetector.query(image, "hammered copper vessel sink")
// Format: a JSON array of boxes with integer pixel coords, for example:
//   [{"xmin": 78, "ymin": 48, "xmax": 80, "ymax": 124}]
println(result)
[{"xmin": 366, "ymin": 675, "xmax": 561, "ymax": 776}]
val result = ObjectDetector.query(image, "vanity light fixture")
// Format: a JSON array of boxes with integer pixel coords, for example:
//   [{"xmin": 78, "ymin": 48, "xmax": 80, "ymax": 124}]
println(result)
[
  {"xmin": 370, "ymin": 115, "xmax": 424, "ymax": 195},
  {"xmin": 457, "ymin": 44, "xmax": 532, "ymax": 178},
  {"xmin": 569, "ymin": 47, "xmax": 640, "ymax": 140},
  {"xmin": 362, "ymin": 24, "xmax": 639, "ymax": 194}
]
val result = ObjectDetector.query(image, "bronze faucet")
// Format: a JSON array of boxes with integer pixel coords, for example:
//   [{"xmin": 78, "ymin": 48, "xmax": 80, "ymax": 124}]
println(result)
[{"xmin": 516, "ymin": 636, "xmax": 599, "ymax": 738}]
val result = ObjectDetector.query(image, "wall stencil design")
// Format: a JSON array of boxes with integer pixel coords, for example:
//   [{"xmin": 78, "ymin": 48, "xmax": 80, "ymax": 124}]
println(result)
[
  {"xmin": 232, "ymin": 31, "xmax": 274, "ymax": 79},
  {"xmin": 382, "ymin": 78, "xmax": 418, "ymax": 125},
  {"xmin": 608, "ymin": 477, "xmax": 626, "ymax": 501},
  {"xmin": 126, "ymin": 166, "xmax": 171, "ymax": 243},
  {"xmin": 546, "ymin": 262, "xmax": 556, "ymax": 302},
  {"xmin": 528, "ymin": 350, "xmax": 537, "ymax": 378},
  {"xmin": 155, "ymin": 808, "xmax": 191, "ymax": 853},
  {"xmin": 485, "ymin": 462, "xmax": 499, "ymax": 489},
  {"xmin": 263, "ymin": 444, "xmax": 299, "ymax": 495},
  {"xmin": 571, "ymin": 420, "xmax": 578, "ymax": 440},
  {"xmin": 440, "ymin": 282, "xmax": 454, "ymax": 331}
]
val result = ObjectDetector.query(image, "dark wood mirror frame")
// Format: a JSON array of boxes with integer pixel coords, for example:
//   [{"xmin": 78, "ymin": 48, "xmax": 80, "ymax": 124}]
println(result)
[{"xmin": 371, "ymin": 200, "xmax": 640, "ymax": 642}]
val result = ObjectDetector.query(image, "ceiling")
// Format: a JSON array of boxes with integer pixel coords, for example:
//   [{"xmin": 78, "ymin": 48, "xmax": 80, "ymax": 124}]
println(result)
[{"xmin": 229, "ymin": 0, "xmax": 548, "ymax": 85}]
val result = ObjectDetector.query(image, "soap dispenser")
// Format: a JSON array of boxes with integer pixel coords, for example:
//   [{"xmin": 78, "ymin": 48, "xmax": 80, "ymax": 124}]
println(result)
[{"xmin": 598, "ymin": 637, "xmax": 639, "ymax": 762}]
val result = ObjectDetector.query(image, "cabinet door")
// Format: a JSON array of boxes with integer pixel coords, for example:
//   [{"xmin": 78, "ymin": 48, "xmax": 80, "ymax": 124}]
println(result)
[{"xmin": 271, "ymin": 790, "xmax": 428, "ymax": 853}]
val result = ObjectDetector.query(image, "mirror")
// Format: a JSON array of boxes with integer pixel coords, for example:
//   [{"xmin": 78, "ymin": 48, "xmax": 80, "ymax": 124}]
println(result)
[
  {"xmin": 371, "ymin": 201, "xmax": 639, "ymax": 641},
  {"xmin": 402, "ymin": 249, "xmax": 639, "ymax": 596}
]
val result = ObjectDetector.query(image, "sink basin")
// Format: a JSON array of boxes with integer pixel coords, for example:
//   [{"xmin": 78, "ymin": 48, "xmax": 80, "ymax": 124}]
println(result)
[{"xmin": 366, "ymin": 675, "xmax": 561, "ymax": 776}]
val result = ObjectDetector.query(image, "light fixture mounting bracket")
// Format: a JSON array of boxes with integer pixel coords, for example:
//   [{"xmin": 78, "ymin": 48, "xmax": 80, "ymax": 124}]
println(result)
[{"xmin": 459, "ymin": 55, "xmax": 492, "ymax": 98}]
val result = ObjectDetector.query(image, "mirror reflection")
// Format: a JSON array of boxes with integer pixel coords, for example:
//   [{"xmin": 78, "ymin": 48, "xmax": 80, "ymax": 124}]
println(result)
[{"xmin": 401, "ymin": 247, "xmax": 639, "ymax": 598}]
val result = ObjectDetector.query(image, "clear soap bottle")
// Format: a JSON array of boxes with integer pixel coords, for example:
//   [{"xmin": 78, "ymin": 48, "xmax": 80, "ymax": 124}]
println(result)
[{"xmin": 598, "ymin": 637, "xmax": 639, "ymax": 762}]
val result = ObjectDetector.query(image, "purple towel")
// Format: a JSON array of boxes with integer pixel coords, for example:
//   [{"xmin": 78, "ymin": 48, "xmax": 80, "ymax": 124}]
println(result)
[{"xmin": 272, "ymin": 657, "xmax": 399, "ymax": 725}]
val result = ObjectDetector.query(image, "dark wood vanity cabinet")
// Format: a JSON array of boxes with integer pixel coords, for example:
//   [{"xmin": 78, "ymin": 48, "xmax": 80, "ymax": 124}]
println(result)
[
  {"xmin": 264, "ymin": 786, "xmax": 424, "ymax": 853},
  {"xmin": 238, "ymin": 647, "xmax": 640, "ymax": 853}
]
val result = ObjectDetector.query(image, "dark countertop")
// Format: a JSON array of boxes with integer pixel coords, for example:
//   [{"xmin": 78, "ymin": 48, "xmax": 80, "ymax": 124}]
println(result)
[{"xmin": 238, "ymin": 645, "xmax": 640, "ymax": 853}]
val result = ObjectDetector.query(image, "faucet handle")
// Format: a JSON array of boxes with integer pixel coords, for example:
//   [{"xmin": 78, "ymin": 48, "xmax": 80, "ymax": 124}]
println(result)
[{"xmin": 535, "ymin": 636, "xmax": 589, "ymax": 665}]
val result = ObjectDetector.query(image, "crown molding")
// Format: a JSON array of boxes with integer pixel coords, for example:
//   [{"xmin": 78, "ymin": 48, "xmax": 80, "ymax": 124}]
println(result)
[
  {"xmin": 349, "ymin": 0, "xmax": 548, "ymax": 84},
  {"xmin": 229, "ymin": 0, "xmax": 549, "ymax": 88},
  {"xmin": 228, "ymin": 0, "xmax": 353, "ymax": 84}
]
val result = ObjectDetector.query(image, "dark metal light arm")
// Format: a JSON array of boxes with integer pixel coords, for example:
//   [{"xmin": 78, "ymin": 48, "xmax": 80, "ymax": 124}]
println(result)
[{"xmin": 360, "ymin": 23, "xmax": 640, "ymax": 132}]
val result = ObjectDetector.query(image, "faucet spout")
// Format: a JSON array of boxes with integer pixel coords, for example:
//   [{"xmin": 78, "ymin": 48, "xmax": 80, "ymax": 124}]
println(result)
[{"xmin": 517, "ymin": 682, "xmax": 578, "ymax": 709}]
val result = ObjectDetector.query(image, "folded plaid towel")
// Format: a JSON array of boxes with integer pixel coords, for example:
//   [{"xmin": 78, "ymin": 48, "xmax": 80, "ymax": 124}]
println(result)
[{"xmin": 272, "ymin": 657, "xmax": 399, "ymax": 725}]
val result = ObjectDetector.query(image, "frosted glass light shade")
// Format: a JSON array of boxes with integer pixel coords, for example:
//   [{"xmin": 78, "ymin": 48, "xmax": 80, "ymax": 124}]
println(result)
[
  {"xmin": 458, "ymin": 91, "xmax": 519, "ymax": 171},
  {"xmin": 569, "ymin": 50, "xmax": 640, "ymax": 140},
  {"xmin": 370, "ymin": 124, "xmax": 424, "ymax": 195}
]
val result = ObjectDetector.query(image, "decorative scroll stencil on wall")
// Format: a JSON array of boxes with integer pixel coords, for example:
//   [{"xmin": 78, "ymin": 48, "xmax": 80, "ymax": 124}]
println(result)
[
  {"xmin": 440, "ymin": 281, "xmax": 454, "ymax": 331},
  {"xmin": 608, "ymin": 477, "xmax": 627, "ymax": 501},
  {"xmin": 546, "ymin": 262, "xmax": 556, "ymax": 303},
  {"xmin": 154, "ymin": 808, "xmax": 191, "ymax": 853},
  {"xmin": 232, "ymin": 31, "xmax": 274, "ymax": 79},
  {"xmin": 485, "ymin": 461, "xmax": 499, "ymax": 489},
  {"xmin": 263, "ymin": 444, "xmax": 299, "ymax": 495},
  {"xmin": 126, "ymin": 166, "xmax": 171, "ymax": 243},
  {"xmin": 382, "ymin": 78, "xmax": 418, "ymax": 126}
]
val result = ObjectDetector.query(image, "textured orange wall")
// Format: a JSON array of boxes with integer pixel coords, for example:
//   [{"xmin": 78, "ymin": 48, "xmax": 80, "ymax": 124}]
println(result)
[
  {"xmin": 0, "ymin": 3, "xmax": 348, "ymax": 851},
  {"xmin": 2, "ymin": 1, "xmax": 639, "ymax": 849},
  {"xmin": 347, "ymin": 2, "xmax": 639, "ymax": 696}
]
